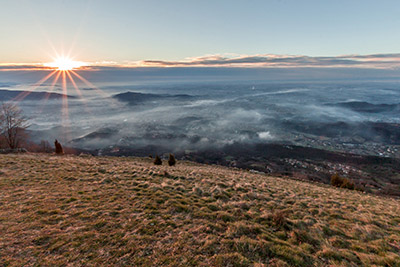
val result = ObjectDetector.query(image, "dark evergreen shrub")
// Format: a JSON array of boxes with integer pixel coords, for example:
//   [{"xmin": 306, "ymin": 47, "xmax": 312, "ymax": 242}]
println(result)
[
  {"xmin": 168, "ymin": 154, "xmax": 176, "ymax": 166},
  {"xmin": 154, "ymin": 155, "xmax": 162, "ymax": 165},
  {"xmin": 54, "ymin": 139, "xmax": 64, "ymax": 155}
]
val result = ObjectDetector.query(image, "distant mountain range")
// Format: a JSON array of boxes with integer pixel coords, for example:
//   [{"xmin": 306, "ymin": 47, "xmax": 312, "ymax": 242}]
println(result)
[{"xmin": 0, "ymin": 89, "xmax": 75, "ymax": 101}]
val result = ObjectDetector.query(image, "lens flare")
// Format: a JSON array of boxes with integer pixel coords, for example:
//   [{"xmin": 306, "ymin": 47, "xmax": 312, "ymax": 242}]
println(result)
[
  {"xmin": 14, "ymin": 52, "xmax": 109, "ymax": 141},
  {"xmin": 45, "ymin": 56, "xmax": 86, "ymax": 71}
]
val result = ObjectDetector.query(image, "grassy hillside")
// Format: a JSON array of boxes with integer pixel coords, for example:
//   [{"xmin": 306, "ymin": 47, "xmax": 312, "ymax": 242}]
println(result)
[{"xmin": 1, "ymin": 154, "xmax": 399, "ymax": 266}]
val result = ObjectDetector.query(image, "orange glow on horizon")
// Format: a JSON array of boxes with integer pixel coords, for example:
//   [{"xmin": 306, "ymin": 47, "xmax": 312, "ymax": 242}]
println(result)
[{"xmin": 10, "ymin": 51, "xmax": 120, "ymax": 141}]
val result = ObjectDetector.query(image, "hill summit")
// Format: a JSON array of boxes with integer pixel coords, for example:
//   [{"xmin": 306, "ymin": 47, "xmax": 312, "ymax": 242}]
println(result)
[{"xmin": 1, "ymin": 154, "xmax": 399, "ymax": 266}]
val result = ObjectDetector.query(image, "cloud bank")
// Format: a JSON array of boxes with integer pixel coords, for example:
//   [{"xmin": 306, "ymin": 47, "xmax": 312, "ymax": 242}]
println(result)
[
  {"xmin": 2, "ymin": 53, "xmax": 400, "ymax": 71},
  {"xmin": 139, "ymin": 53, "xmax": 400, "ymax": 68}
]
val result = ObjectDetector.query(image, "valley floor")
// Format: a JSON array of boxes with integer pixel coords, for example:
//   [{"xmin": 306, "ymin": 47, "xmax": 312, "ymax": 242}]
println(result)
[{"xmin": 0, "ymin": 154, "xmax": 399, "ymax": 266}]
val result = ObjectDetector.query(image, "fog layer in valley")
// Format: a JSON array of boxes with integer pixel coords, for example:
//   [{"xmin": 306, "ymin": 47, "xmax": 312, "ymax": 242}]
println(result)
[{"xmin": 1, "ymin": 71, "xmax": 399, "ymax": 158}]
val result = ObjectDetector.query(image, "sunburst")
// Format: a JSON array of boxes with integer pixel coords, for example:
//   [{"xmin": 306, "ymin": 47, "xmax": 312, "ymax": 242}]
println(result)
[
  {"xmin": 11, "ymin": 54, "xmax": 106, "ymax": 141},
  {"xmin": 44, "ymin": 56, "xmax": 86, "ymax": 71}
]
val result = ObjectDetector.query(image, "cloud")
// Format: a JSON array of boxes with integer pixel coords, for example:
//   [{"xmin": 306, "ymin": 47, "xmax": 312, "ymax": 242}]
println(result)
[
  {"xmin": 139, "ymin": 53, "xmax": 400, "ymax": 68},
  {"xmin": 0, "ymin": 63, "xmax": 49, "ymax": 71},
  {"xmin": 2, "ymin": 53, "xmax": 400, "ymax": 71}
]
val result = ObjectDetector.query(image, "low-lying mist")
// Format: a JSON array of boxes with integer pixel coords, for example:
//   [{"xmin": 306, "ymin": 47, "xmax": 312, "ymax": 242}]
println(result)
[{"xmin": 6, "ymin": 79, "xmax": 398, "ymax": 159}]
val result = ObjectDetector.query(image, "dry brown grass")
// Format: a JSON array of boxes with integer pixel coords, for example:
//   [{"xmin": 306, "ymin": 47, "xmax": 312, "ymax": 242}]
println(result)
[{"xmin": 0, "ymin": 153, "xmax": 399, "ymax": 266}]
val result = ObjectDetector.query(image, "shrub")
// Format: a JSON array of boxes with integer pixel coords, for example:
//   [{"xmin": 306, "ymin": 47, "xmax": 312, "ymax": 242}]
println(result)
[
  {"xmin": 154, "ymin": 155, "xmax": 162, "ymax": 165},
  {"xmin": 330, "ymin": 173, "xmax": 342, "ymax": 187},
  {"xmin": 168, "ymin": 153, "xmax": 176, "ymax": 166},
  {"xmin": 54, "ymin": 139, "xmax": 64, "ymax": 155},
  {"xmin": 340, "ymin": 178, "xmax": 355, "ymax": 190},
  {"xmin": 330, "ymin": 174, "xmax": 354, "ymax": 190}
]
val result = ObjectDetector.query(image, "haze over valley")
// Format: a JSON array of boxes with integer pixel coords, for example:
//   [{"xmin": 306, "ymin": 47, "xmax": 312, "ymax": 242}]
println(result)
[{"xmin": 2, "ymin": 70, "xmax": 400, "ymax": 195}]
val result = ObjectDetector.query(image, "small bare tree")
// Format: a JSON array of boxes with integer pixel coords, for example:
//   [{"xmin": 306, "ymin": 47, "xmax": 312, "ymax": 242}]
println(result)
[
  {"xmin": 0, "ymin": 103, "xmax": 29, "ymax": 149},
  {"xmin": 39, "ymin": 140, "xmax": 52, "ymax": 153}
]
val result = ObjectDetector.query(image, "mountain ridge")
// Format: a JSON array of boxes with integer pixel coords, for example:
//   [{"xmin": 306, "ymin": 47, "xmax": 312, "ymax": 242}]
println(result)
[{"xmin": 0, "ymin": 89, "xmax": 76, "ymax": 101}]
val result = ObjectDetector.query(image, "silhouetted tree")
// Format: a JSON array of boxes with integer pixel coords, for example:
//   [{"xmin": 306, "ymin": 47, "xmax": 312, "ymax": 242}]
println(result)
[
  {"xmin": 54, "ymin": 139, "xmax": 64, "ymax": 155},
  {"xmin": 154, "ymin": 155, "xmax": 162, "ymax": 165},
  {"xmin": 168, "ymin": 153, "xmax": 176, "ymax": 166},
  {"xmin": 0, "ymin": 103, "xmax": 29, "ymax": 149}
]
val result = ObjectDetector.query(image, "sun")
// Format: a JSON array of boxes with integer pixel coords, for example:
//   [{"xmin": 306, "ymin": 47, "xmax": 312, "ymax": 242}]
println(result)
[
  {"xmin": 44, "ymin": 57, "xmax": 86, "ymax": 71},
  {"xmin": 13, "ymin": 49, "xmax": 106, "ymax": 137}
]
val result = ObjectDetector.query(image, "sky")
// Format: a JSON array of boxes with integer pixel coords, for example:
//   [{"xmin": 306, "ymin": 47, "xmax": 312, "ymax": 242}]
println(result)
[{"xmin": 1, "ymin": 0, "xmax": 400, "ymax": 66}]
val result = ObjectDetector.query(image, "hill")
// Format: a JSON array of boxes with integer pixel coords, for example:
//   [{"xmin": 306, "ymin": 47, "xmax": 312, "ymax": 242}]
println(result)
[
  {"xmin": 0, "ymin": 154, "xmax": 399, "ymax": 266},
  {"xmin": 0, "ymin": 89, "xmax": 75, "ymax": 101},
  {"xmin": 112, "ymin": 91, "xmax": 194, "ymax": 105},
  {"xmin": 329, "ymin": 101, "xmax": 400, "ymax": 113}
]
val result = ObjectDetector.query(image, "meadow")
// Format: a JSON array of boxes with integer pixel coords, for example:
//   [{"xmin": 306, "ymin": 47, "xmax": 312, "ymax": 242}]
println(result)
[{"xmin": 1, "ymin": 153, "xmax": 399, "ymax": 266}]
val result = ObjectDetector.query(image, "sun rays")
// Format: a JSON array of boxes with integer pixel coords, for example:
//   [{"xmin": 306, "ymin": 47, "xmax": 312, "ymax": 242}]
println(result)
[{"xmin": 11, "ymin": 55, "xmax": 109, "ymax": 141}]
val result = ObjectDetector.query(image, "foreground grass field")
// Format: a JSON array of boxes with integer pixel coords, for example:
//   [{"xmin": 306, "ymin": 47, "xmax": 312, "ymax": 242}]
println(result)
[{"xmin": 1, "ymin": 154, "xmax": 399, "ymax": 266}]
